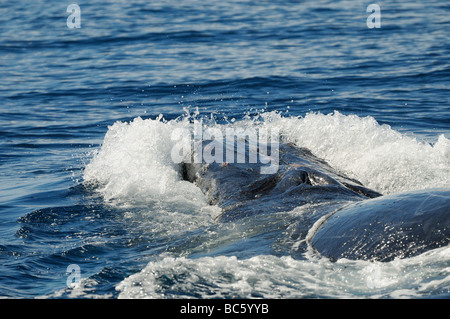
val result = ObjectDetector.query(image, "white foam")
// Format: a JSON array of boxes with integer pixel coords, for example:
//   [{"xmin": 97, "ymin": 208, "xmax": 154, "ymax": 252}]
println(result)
[
  {"xmin": 82, "ymin": 115, "xmax": 207, "ymax": 206},
  {"xmin": 260, "ymin": 111, "xmax": 450, "ymax": 194},
  {"xmin": 116, "ymin": 246, "xmax": 450, "ymax": 299}
]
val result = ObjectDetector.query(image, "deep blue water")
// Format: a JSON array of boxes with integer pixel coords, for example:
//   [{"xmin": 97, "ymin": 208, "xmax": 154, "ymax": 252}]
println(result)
[{"xmin": 0, "ymin": 0, "xmax": 449, "ymax": 298}]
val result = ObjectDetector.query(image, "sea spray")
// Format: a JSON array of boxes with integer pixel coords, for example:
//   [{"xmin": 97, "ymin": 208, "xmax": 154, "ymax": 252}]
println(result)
[{"xmin": 84, "ymin": 111, "xmax": 450, "ymax": 202}]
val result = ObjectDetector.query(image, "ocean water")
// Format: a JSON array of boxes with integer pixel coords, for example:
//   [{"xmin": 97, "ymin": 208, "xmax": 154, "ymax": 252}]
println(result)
[{"xmin": 0, "ymin": 0, "xmax": 449, "ymax": 299}]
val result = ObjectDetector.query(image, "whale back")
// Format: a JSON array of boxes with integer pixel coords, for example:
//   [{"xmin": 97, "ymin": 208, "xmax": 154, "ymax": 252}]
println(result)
[{"xmin": 310, "ymin": 188, "xmax": 450, "ymax": 262}]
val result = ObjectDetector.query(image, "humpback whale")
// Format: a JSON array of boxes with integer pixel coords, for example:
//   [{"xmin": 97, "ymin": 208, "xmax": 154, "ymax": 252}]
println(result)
[{"xmin": 181, "ymin": 139, "xmax": 450, "ymax": 262}]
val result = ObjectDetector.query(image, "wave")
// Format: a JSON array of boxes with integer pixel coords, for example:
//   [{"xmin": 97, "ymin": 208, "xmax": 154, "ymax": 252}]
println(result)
[{"xmin": 83, "ymin": 110, "xmax": 450, "ymax": 204}]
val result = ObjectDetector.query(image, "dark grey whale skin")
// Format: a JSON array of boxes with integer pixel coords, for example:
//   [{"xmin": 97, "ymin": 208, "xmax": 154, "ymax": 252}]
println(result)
[
  {"xmin": 182, "ymin": 140, "xmax": 450, "ymax": 262},
  {"xmin": 311, "ymin": 188, "xmax": 450, "ymax": 262},
  {"xmin": 182, "ymin": 141, "xmax": 381, "ymax": 221}
]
